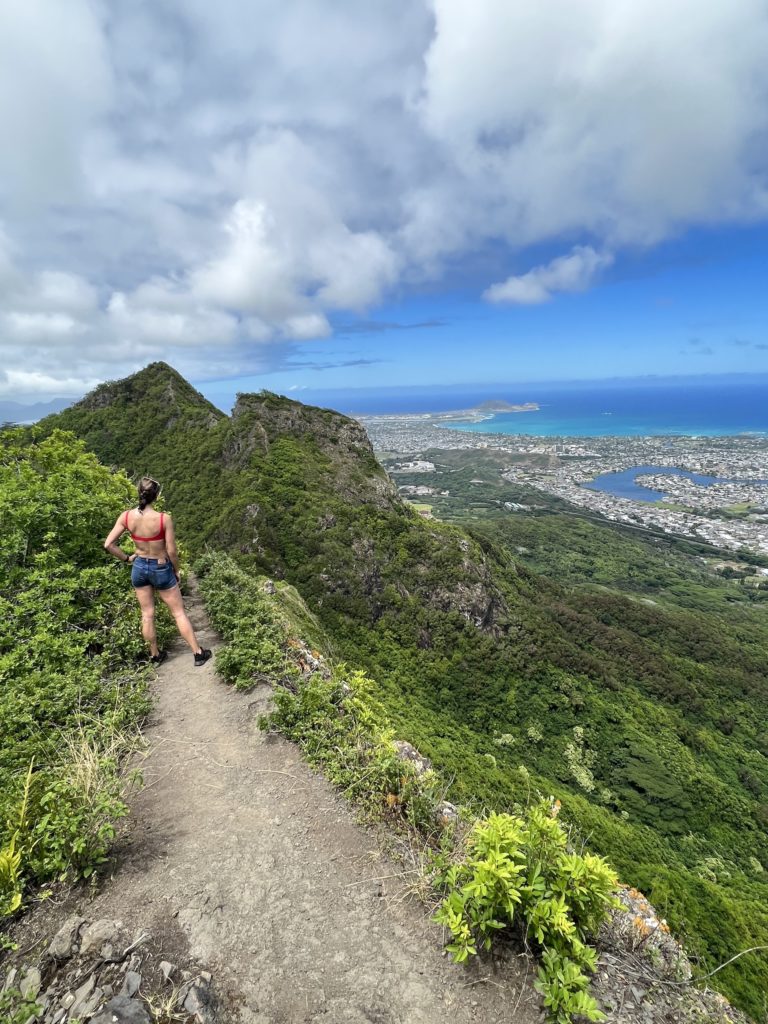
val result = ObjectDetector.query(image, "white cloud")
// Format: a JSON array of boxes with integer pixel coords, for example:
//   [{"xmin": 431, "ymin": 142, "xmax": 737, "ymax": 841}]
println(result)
[
  {"xmin": 191, "ymin": 199, "xmax": 303, "ymax": 320},
  {"xmin": 1, "ymin": 0, "xmax": 768, "ymax": 397},
  {"xmin": 0, "ymin": 0, "xmax": 112, "ymax": 204},
  {"xmin": 19, "ymin": 272, "xmax": 98, "ymax": 315},
  {"xmin": 281, "ymin": 314, "xmax": 331, "ymax": 341},
  {"xmin": 419, "ymin": 0, "xmax": 768, "ymax": 245},
  {"xmin": 194, "ymin": 134, "xmax": 399, "ymax": 318},
  {"xmin": 243, "ymin": 318, "xmax": 273, "ymax": 342},
  {"xmin": 484, "ymin": 247, "xmax": 614, "ymax": 304},
  {"xmin": 0, "ymin": 227, "xmax": 17, "ymax": 287},
  {"xmin": 313, "ymin": 228, "xmax": 398, "ymax": 310},
  {"xmin": 0, "ymin": 369, "xmax": 102, "ymax": 398},
  {"xmin": 107, "ymin": 291, "xmax": 239, "ymax": 347},
  {"xmin": 4, "ymin": 312, "xmax": 86, "ymax": 337}
]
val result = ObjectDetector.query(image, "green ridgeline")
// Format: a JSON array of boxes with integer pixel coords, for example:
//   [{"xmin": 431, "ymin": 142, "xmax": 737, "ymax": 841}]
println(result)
[{"xmin": 38, "ymin": 362, "xmax": 768, "ymax": 1018}]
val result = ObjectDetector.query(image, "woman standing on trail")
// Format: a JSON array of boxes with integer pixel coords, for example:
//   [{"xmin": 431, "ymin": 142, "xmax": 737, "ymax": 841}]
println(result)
[{"xmin": 103, "ymin": 476, "xmax": 212, "ymax": 668}]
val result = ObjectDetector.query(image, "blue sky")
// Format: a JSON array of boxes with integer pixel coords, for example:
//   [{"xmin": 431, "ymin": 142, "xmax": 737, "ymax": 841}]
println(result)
[
  {"xmin": 201, "ymin": 222, "xmax": 768, "ymax": 404},
  {"xmin": 2, "ymin": 1, "xmax": 768, "ymax": 404}
]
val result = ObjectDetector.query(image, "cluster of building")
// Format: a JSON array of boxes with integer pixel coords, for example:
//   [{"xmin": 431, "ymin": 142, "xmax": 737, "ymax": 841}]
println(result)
[
  {"xmin": 361, "ymin": 414, "xmax": 483, "ymax": 454},
  {"xmin": 632, "ymin": 473, "xmax": 766, "ymax": 510},
  {"xmin": 510, "ymin": 462, "xmax": 768, "ymax": 556},
  {"xmin": 361, "ymin": 413, "xmax": 768, "ymax": 558}
]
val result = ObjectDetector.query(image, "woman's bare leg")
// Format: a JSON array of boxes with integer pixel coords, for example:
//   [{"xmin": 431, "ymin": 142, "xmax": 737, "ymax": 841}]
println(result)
[
  {"xmin": 156, "ymin": 584, "xmax": 202, "ymax": 654},
  {"xmin": 133, "ymin": 586, "xmax": 159, "ymax": 657}
]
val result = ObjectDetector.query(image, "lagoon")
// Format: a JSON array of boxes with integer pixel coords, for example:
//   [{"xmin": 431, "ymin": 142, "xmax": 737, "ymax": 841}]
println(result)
[{"xmin": 585, "ymin": 466, "xmax": 749, "ymax": 502}]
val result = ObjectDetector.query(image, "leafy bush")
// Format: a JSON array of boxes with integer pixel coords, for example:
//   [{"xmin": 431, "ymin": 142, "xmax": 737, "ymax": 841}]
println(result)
[
  {"xmin": 26, "ymin": 727, "xmax": 133, "ymax": 881},
  {"xmin": 196, "ymin": 551, "xmax": 299, "ymax": 690},
  {"xmin": 0, "ymin": 988, "xmax": 42, "ymax": 1024},
  {"xmin": 434, "ymin": 804, "xmax": 617, "ymax": 1023},
  {"xmin": 0, "ymin": 834, "xmax": 23, "ymax": 918},
  {"xmin": 268, "ymin": 665, "xmax": 444, "ymax": 820},
  {"xmin": 0, "ymin": 430, "xmax": 157, "ymax": 911},
  {"xmin": 0, "ymin": 764, "xmax": 33, "ymax": 916}
]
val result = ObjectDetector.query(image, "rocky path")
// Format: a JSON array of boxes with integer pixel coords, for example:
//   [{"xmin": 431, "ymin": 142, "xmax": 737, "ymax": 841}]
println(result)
[{"xmin": 12, "ymin": 583, "xmax": 542, "ymax": 1023}]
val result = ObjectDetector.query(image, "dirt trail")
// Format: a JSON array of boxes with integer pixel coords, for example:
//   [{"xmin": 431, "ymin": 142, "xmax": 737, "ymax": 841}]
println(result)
[{"xmin": 41, "ymin": 583, "xmax": 541, "ymax": 1023}]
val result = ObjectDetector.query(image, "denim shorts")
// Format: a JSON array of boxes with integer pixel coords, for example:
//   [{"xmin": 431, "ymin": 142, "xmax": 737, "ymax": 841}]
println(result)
[{"xmin": 131, "ymin": 556, "xmax": 177, "ymax": 590}]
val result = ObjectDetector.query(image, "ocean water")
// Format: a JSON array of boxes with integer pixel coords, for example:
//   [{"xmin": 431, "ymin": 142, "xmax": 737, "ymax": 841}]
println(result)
[
  {"xmin": 439, "ymin": 379, "xmax": 768, "ymax": 438},
  {"xmin": 272, "ymin": 376, "xmax": 768, "ymax": 437}
]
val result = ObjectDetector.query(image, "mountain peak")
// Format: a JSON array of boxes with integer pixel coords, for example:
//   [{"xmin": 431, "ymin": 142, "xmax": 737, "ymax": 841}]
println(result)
[
  {"xmin": 227, "ymin": 387, "xmax": 398, "ymax": 505},
  {"xmin": 39, "ymin": 362, "xmax": 225, "ymax": 471},
  {"xmin": 72, "ymin": 361, "xmax": 220, "ymax": 416}
]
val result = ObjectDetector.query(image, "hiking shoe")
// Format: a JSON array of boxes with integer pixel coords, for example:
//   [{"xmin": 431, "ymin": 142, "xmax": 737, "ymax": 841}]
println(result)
[
  {"xmin": 150, "ymin": 650, "xmax": 168, "ymax": 666},
  {"xmin": 194, "ymin": 648, "xmax": 212, "ymax": 667}
]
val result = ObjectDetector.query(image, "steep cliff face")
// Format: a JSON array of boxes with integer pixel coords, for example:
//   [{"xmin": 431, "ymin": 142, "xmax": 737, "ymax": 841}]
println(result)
[{"xmin": 39, "ymin": 363, "xmax": 506, "ymax": 633}]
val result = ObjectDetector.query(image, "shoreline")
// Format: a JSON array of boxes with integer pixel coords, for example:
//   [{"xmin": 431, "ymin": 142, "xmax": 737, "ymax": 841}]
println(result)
[
  {"xmin": 359, "ymin": 408, "xmax": 768, "ymax": 440},
  {"xmin": 442, "ymin": 419, "xmax": 768, "ymax": 440},
  {"xmin": 360, "ymin": 404, "xmax": 540, "ymax": 426}
]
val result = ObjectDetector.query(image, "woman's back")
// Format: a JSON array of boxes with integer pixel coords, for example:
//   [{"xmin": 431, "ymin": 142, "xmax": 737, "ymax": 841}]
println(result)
[
  {"xmin": 124, "ymin": 507, "xmax": 168, "ymax": 557},
  {"xmin": 104, "ymin": 476, "xmax": 209, "ymax": 666}
]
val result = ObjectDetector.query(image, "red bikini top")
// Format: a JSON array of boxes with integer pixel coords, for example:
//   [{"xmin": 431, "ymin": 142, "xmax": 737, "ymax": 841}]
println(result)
[{"xmin": 123, "ymin": 510, "xmax": 166, "ymax": 542}]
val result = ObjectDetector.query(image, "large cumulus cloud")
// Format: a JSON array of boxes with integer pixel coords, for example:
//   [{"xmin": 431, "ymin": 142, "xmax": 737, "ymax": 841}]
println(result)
[{"xmin": 1, "ymin": 0, "xmax": 768, "ymax": 397}]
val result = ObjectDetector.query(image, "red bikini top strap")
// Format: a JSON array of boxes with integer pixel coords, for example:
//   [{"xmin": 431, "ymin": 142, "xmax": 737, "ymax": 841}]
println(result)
[
  {"xmin": 123, "ymin": 511, "xmax": 130, "ymax": 530},
  {"xmin": 160, "ymin": 512, "xmax": 164, "ymax": 532}
]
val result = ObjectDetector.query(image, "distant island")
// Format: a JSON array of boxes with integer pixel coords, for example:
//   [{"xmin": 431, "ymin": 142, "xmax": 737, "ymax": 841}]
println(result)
[
  {"xmin": 358, "ymin": 400, "xmax": 541, "ymax": 426},
  {"xmin": 476, "ymin": 399, "xmax": 540, "ymax": 413}
]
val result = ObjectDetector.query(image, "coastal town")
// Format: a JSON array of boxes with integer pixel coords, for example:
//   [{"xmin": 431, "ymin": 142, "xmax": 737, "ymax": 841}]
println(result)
[{"xmin": 361, "ymin": 409, "xmax": 768, "ymax": 559}]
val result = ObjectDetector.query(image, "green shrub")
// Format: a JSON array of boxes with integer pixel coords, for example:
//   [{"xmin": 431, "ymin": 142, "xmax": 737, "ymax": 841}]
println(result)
[
  {"xmin": 26, "ymin": 729, "xmax": 132, "ymax": 881},
  {"xmin": 0, "ymin": 763, "xmax": 33, "ymax": 916},
  {"xmin": 196, "ymin": 552, "xmax": 298, "ymax": 690},
  {"xmin": 434, "ymin": 804, "xmax": 617, "ymax": 1023},
  {"xmin": 0, "ymin": 430, "xmax": 155, "ymax": 911},
  {"xmin": 0, "ymin": 989, "xmax": 42, "ymax": 1024},
  {"xmin": 267, "ymin": 665, "xmax": 434, "ymax": 816}
]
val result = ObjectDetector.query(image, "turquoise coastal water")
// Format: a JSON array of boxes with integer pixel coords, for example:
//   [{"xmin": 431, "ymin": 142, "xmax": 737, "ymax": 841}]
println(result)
[
  {"xmin": 440, "ymin": 381, "xmax": 768, "ymax": 437},
  {"xmin": 447, "ymin": 408, "xmax": 766, "ymax": 438}
]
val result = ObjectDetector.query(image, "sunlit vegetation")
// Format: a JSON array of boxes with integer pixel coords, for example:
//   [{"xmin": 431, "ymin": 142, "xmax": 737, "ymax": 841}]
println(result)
[{"xmin": 0, "ymin": 430, "xmax": 167, "ymax": 914}]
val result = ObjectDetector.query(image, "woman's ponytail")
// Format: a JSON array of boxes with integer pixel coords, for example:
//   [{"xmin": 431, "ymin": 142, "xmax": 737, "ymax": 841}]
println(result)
[{"xmin": 137, "ymin": 477, "xmax": 161, "ymax": 512}]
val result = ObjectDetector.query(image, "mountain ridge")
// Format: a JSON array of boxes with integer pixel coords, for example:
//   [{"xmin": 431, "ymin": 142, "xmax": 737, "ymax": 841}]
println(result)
[{"xmin": 40, "ymin": 361, "xmax": 506, "ymax": 632}]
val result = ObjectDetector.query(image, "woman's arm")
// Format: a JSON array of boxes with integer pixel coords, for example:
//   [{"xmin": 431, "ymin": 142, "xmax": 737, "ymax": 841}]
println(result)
[
  {"xmin": 104, "ymin": 514, "xmax": 134, "ymax": 563},
  {"xmin": 164, "ymin": 514, "xmax": 180, "ymax": 576}
]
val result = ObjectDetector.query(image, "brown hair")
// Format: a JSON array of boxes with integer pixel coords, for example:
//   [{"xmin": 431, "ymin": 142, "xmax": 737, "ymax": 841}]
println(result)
[{"xmin": 137, "ymin": 477, "xmax": 161, "ymax": 512}]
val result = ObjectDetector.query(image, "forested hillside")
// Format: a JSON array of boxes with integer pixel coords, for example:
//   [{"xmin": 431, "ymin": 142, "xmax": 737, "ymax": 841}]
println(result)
[
  {"xmin": 44, "ymin": 363, "xmax": 504, "ymax": 631},
  {"xmin": 39, "ymin": 363, "xmax": 768, "ymax": 1017}
]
